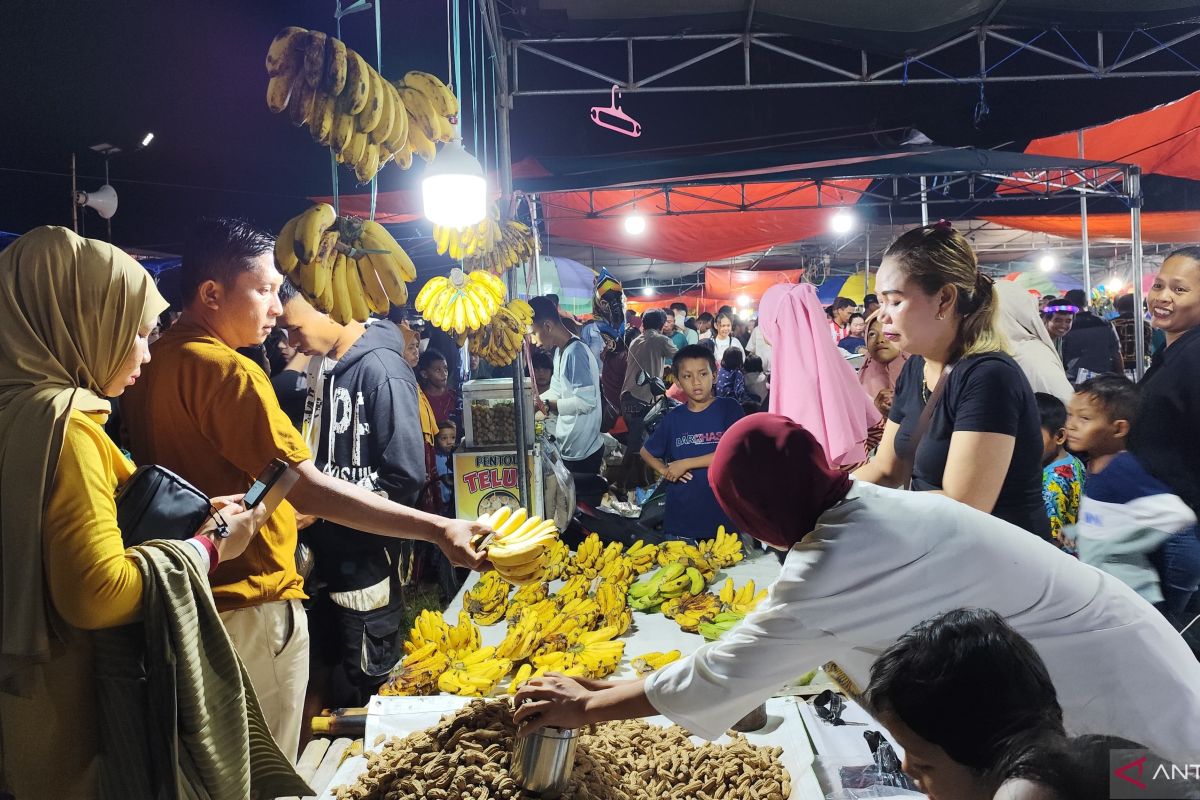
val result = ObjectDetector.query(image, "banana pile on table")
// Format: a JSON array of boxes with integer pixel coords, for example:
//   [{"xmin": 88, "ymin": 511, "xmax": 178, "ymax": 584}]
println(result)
[
  {"xmin": 468, "ymin": 298, "xmax": 533, "ymax": 367},
  {"xmin": 276, "ymin": 203, "xmax": 415, "ymax": 323},
  {"xmin": 414, "ymin": 267, "xmax": 507, "ymax": 335},
  {"xmin": 265, "ymin": 25, "xmax": 457, "ymax": 182}
]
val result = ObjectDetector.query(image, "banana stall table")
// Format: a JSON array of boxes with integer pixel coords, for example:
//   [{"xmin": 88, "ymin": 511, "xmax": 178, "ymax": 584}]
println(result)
[{"xmin": 313, "ymin": 549, "xmax": 845, "ymax": 800}]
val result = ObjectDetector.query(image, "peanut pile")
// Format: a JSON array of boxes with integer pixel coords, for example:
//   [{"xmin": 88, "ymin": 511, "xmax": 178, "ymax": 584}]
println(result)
[{"xmin": 333, "ymin": 699, "xmax": 792, "ymax": 800}]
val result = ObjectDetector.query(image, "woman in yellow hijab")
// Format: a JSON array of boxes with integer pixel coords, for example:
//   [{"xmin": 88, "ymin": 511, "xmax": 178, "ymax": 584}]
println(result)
[{"xmin": 0, "ymin": 227, "xmax": 273, "ymax": 797}]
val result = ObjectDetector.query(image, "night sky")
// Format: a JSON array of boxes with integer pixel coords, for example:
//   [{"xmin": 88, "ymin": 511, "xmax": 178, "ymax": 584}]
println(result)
[{"xmin": 2, "ymin": 1, "xmax": 1198, "ymax": 256}]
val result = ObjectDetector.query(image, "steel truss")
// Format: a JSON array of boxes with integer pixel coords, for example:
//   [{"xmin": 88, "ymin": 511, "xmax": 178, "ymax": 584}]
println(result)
[
  {"xmin": 507, "ymin": 22, "xmax": 1200, "ymax": 96},
  {"xmin": 535, "ymin": 164, "xmax": 1130, "ymax": 220}
]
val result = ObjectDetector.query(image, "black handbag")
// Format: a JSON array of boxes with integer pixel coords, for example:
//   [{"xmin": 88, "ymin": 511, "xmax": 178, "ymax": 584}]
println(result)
[{"xmin": 115, "ymin": 465, "xmax": 215, "ymax": 547}]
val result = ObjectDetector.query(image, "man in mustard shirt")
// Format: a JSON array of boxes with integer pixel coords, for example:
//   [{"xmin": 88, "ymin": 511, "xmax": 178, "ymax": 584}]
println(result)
[{"xmin": 124, "ymin": 217, "xmax": 488, "ymax": 760}]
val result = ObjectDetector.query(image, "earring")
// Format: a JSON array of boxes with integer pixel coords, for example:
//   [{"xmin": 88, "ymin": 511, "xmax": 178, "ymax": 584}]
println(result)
[{"xmin": 936, "ymin": 313, "xmax": 945, "ymax": 320}]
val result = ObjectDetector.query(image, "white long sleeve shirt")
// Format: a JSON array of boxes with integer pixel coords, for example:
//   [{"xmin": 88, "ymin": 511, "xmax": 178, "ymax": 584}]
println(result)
[
  {"xmin": 541, "ymin": 336, "xmax": 602, "ymax": 461},
  {"xmin": 644, "ymin": 482, "xmax": 1200, "ymax": 763}
]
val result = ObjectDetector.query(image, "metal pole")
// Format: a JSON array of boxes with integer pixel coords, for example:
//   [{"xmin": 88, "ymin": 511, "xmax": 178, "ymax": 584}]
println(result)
[
  {"xmin": 105, "ymin": 157, "xmax": 113, "ymax": 242},
  {"xmin": 1079, "ymin": 130, "xmax": 1092, "ymax": 299},
  {"xmin": 528, "ymin": 193, "xmax": 542, "ymax": 294},
  {"xmin": 486, "ymin": 12, "xmax": 531, "ymax": 510},
  {"xmin": 1129, "ymin": 166, "xmax": 1146, "ymax": 381},
  {"xmin": 919, "ymin": 177, "xmax": 929, "ymax": 226},
  {"xmin": 70, "ymin": 153, "xmax": 78, "ymax": 233},
  {"xmin": 864, "ymin": 223, "xmax": 871, "ymax": 297}
]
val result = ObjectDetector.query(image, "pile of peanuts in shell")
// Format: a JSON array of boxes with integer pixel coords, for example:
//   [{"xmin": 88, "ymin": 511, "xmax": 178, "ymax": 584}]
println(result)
[{"xmin": 333, "ymin": 699, "xmax": 792, "ymax": 800}]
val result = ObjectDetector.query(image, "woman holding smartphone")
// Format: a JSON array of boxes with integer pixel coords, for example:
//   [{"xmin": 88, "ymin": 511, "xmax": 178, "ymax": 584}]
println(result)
[{"xmin": 0, "ymin": 227, "xmax": 272, "ymax": 797}]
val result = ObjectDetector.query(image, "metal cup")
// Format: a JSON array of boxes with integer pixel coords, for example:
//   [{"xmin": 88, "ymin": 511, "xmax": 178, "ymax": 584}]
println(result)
[{"xmin": 511, "ymin": 726, "xmax": 579, "ymax": 798}]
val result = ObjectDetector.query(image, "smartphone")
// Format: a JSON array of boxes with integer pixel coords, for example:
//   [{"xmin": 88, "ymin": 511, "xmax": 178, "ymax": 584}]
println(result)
[{"xmin": 244, "ymin": 458, "xmax": 296, "ymax": 510}]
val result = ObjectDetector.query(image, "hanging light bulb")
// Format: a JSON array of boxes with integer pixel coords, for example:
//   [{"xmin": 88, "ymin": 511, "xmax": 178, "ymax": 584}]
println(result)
[
  {"xmin": 1039, "ymin": 254, "xmax": 1057, "ymax": 272},
  {"xmin": 641, "ymin": 285, "xmax": 654, "ymax": 297},
  {"xmin": 421, "ymin": 139, "xmax": 487, "ymax": 228},
  {"xmin": 625, "ymin": 214, "xmax": 647, "ymax": 235},
  {"xmin": 1107, "ymin": 274, "xmax": 1125, "ymax": 292},
  {"xmin": 830, "ymin": 208, "xmax": 855, "ymax": 235}
]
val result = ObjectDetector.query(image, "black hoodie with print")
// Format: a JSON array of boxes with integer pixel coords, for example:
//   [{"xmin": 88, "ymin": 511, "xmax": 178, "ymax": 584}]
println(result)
[{"xmin": 305, "ymin": 320, "xmax": 425, "ymax": 593}]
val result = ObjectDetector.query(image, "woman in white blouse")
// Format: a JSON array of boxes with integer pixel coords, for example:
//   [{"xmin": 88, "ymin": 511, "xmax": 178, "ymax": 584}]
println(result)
[{"xmin": 515, "ymin": 414, "xmax": 1200, "ymax": 764}]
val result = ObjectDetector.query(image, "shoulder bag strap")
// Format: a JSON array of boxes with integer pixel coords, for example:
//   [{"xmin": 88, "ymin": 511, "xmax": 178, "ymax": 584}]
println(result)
[{"xmin": 901, "ymin": 362, "xmax": 955, "ymax": 468}]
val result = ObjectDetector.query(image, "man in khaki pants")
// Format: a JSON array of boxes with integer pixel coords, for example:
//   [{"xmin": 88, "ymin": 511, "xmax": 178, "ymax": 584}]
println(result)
[{"xmin": 124, "ymin": 217, "xmax": 489, "ymax": 759}]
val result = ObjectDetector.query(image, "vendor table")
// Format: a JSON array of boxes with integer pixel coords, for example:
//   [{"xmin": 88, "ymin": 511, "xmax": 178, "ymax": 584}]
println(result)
[{"xmin": 312, "ymin": 550, "xmax": 912, "ymax": 800}]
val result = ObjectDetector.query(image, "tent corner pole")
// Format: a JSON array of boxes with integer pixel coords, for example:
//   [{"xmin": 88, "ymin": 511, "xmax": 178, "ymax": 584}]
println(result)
[
  {"xmin": 919, "ymin": 177, "xmax": 929, "ymax": 227},
  {"xmin": 1079, "ymin": 130, "xmax": 1092, "ymax": 300},
  {"xmin": 1129, "ymin": 166, "xmax": 1145, "ymax": 382}
]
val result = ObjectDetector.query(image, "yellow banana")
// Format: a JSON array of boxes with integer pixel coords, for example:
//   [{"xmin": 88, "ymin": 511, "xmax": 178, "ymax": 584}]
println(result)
[
  {"xmin": 266, "ymin": 26, "xmax": 308, "ymax": 77},
  {"xmin": 331, "ymin": 108, "xmax": 356, "ymax": 153},
  {"xmin": 308, "ymin": 90, "xmax": 336, "ymax": 146},
  {"xmin": 355, "ymin": 257, "xmax": 391, "ymax": 314},
  {"xmin": 396, "ymin": 86, "xmax": 440, "ymax": 140},
  {"xmin": 369, "ymin": 77, "xmax": 395, "ymax": 146},
  {"xmin": 275, "ymin": 217, "xmax": 300, "ymax": 274},
  {"xmin": 384, "ymin": 82, "xmax": 410, "ymax": 151},
  {"xmin": 288, "ymin": 81, "xmax": 316, "ymax": 127},
  {"xmin": 293, "ymin": 203, "xmax": 336, "ymax": 264},
  {"xmin": 341, "ymin": 49, "xmax": 371, "ymax": 114},
  {"xmin": 357, "ymin": 69, "xmax": 385, "ymax": 133},
  {"xmin": 359, "ymin": 221, "xmax": 416, "ymax": 281},
  {"xmin": 329, "ymin": 249, "xmax": 353, "ymax": 324},
  {"xmin": 341, "ymin": 252, "xmax": 370, "ymax": 321},
  {"xmin": 354, "ymin": 144, "xmax": 380, "ymax": 184},
  {"xmin": 322, "ymin": 34, "xmax": 347, "ymax": 95},
  {"xmin": 403, "ymin": 70, "xmax": 459, "ymax": 116},
  {"xmin": 266, "ymin": 74, "xmax": 295, "ymax": 114},
  {"xmin": 302, "ymin": 31, "xmax": 326, "ymax": 89},
  {"xmin": 405, "ymin": 112, "xmax": 437, "ymax": 161}
]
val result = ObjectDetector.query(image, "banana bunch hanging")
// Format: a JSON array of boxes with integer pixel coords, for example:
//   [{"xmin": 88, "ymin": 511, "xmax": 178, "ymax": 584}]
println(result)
[
  {"xmin": 469, "ymin": 299, "xmax": 533, "ymax": 367},
  {"xmin": 414, "ymin": 267, "xmax": 507, "ymax": 335},
  {"xmin": 433, "ymin": 217, "xmax": 503, "ymax": 261},
  {"xmin": 265, "ymin": 26, "xmax": 458, "ymax": 182},
  {"xmin": 276, "ymin": 203, "xmax": 416, "ymax": 323},
  {"xmin": 463, "ymin": 219, "xmax": 536, "ymax": 275}
]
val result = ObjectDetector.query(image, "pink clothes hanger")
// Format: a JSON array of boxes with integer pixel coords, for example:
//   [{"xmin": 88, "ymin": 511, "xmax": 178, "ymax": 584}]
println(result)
[{"xmin": 590, "ymin": 85, "xmax": 642, "ymax": 138}]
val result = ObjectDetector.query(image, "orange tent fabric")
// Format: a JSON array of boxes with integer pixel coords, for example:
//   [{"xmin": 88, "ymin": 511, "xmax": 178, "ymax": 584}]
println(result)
[
  {"xmin": 307, "ymin": 189, "xmax": 423, "ymax": 224},
  {"xmin": 540, "ymin": 180, "xmax": 869, "ymax": 263},
  {"xmin": 1020, "ymin": 89, "xmax": 1200, "ymax": 183},
  {"xmin": 705, "ymin": 268, "xmax": 804, "ymax": 298},
  {"xmin": 982, "ymin": 212, "xmax": 1200, "ymax": 243}
]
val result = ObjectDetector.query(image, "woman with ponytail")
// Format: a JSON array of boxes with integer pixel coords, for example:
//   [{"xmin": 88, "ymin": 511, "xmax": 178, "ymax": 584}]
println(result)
[{"xmin": 853, "ymin": 223, "xmax": 1050, "ymax": 538}]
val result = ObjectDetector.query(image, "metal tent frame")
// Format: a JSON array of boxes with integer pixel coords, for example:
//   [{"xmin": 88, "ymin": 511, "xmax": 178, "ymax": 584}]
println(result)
[
  {"xmin": 505, "ymin": 22, "xmax": 1200, "ymax": 96},
  {"xmin": 475, "ymin": 4, "xmax": 1170, "ymax": 465}
]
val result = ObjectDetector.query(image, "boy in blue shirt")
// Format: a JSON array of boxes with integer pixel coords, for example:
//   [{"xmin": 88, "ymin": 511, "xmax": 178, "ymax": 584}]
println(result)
[
  {"xmin": 641, "ymin": 345, "xmax": 744, "ymax": 542},
  {"xmin": 1065, "ymin": 375, "xmax": 1198, "ymax": 627}
]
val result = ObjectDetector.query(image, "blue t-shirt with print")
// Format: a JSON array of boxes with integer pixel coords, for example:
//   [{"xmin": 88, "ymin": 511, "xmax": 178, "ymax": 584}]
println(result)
[{"xmin": 643, "ymin": 397, "xmax": 744, "ymax": 540}]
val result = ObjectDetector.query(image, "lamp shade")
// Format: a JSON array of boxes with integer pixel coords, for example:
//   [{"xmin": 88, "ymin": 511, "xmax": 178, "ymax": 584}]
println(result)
[{"xmin": 421, "ymin": 140, "xmax": 487, "ymax": 228}]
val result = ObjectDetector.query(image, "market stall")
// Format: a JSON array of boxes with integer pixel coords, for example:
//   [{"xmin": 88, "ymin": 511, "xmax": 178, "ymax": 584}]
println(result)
[{"xmin": 310, "ymin": 545, "xmax": 872, "ymax": 800}]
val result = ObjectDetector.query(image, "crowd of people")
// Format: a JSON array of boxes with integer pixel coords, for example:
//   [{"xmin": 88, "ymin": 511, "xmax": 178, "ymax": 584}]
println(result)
[{"xmin": 3, "ymin": 215, "xmax": 1199, "ymax": 798}]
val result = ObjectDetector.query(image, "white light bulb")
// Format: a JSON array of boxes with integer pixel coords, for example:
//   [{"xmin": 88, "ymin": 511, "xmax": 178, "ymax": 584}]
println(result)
[
  {"xmin": 1039, "ymin": 254, "xmax": 1057, "ymax": 272},
  {"xmin": 737, "ymin": 294, "xmax": 751, "ymax": 308},
  {"xmin": 625, "ymin": 215, "xmax": 647, "ymax": 235},
  {"xmin": 141, "ymin": 132, "xmax": 155, "ymax": 147},
  {"xmin": 642, "ymin": 286, "xmax": 654, "ymax": 297},
  {"xmin": 421, "ymin": 140, "xmax": 487, "ymax": 227},
  {"xmin": 1107, "ymin": 274, "xmax": 1124, "ymax": 291},
  {"xmin": 830, "ymin": 208, "xmax": 855, "ymax": 235}
]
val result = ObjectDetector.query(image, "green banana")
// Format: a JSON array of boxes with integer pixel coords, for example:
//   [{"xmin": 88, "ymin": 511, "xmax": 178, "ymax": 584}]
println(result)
[{"xmin": 685, "ymin": 567, "xmax": 705, "ymax": 595}]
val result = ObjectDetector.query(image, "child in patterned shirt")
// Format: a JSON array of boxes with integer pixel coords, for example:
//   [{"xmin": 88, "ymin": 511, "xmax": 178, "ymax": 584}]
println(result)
[{"xmin": 1036, "ymin": 392, "xmax": 1085, "ymax": 555}]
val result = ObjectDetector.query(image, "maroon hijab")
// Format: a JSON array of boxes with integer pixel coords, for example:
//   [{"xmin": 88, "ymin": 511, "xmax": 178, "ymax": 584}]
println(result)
[{"xmin": 709, "ymin": 414, "xmax": 853, "ymax": 550}]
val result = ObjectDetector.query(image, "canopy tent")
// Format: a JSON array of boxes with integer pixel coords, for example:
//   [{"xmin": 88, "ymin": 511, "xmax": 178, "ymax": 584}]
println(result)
[{"xmin": 1021, "ymin": 88, "xmax": 1200, "ymax": 185}]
